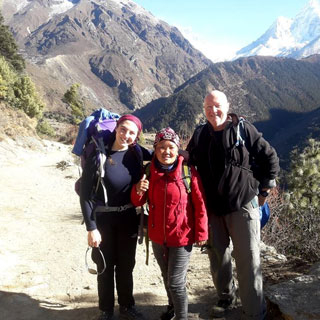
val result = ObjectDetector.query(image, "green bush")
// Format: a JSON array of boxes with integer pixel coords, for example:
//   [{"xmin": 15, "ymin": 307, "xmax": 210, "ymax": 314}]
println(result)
[
  {"xmin": 63, "ymin": 83, "xmax": 85, "ymax": 124},
  {"xmin": 12, "ymin": 75, "xmax": 44, "ymax": 118},
  {"xmin": 1, "ymin": 55, "xmax": 44, "ymax": 118},
  {"xmin": 36, "ymin": 118, "xmax": 56, "ymax": 137}
]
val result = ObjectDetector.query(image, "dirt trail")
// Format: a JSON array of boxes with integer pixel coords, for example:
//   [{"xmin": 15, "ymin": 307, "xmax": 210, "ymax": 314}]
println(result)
[{"xmin": 0, "ymin": 138, "xmax": 227, "ymax": 320}]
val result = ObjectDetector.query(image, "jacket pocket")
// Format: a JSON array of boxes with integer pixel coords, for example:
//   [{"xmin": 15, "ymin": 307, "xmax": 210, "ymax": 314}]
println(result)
[{"xmin": 217, "ymin": 163, "xmax": 259, "ymax": 212}]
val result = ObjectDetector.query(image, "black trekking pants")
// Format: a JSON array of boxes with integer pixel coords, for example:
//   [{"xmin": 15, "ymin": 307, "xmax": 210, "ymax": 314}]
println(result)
[{"xmin": 93, "ymin": 209, "xmax": 139, "ymax": 313}]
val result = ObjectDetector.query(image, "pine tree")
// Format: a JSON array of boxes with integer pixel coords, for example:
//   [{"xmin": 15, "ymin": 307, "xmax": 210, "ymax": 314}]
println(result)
[
  {"xmin": 63, "ymin": 83, "xmax": 85, "ymax": 124},
  {"xmin": 1, "ymin": 55, "xmax": 44, "ymax": 118},
  {"xmin": 0, "ymin": 12, "xmax": 25, "ymax": 72},
  {"xmin": 12, "ymin": 75, "xmax": 44, "ymax": 118},
  {"xmin": 0, "ymin": 55, "xmax": 16, "ymax": 101},
  {"xmin": 283, "ymin": 138, "xmax": 320, "ymax": 260},
  {"xmin": 287, "ymin": 139, "xmax": 320, "ymax": 212}
]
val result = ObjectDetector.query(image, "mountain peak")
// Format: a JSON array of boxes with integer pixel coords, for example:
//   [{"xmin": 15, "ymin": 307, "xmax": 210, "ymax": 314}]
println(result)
[
  {"xmin": 95, "ymin": 0, "xmax": 160, "ymax": 25},
  {"xmin": 236, "ymin": 0, "xmax": 320, "ymax": 59},
  {"xmin": 49, "ymin": 0, "xmax": 77, "ymax": 17},
  {"xmin": 306, "ymin": 0, "xmax": 320, "ymax": 11}
]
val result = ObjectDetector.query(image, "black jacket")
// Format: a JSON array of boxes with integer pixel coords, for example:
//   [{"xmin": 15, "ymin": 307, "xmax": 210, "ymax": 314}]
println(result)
[
  {"xmin": 187, "ymin": 116, "xmax": 280, "ymax": 215},
  {"xmin": 80, "ymin": 132, "xmax": 152, "ymax": 231}
]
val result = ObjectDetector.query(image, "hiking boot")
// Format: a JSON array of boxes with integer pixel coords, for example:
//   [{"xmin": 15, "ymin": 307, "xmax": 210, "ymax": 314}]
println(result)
[
  {"xmin": 119, "ymin": 306, "xmax": 144, "ymax": 320},
  {"xmin": 210, "ymin": 297, "xmax": 236, "ymax": 318},
  {"xmin": 97, "ymin": 311, "xmax": 114, "ymax": 320},
  {"xmin": 160, "ymin": 305, "xmax": 175, "ymax": 320}
]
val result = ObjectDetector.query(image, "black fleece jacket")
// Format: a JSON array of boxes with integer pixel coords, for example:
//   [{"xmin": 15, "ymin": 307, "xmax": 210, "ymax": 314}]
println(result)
[{"xmin": 187, "ymin": 118, "xmax": 280, "ymax": 215}]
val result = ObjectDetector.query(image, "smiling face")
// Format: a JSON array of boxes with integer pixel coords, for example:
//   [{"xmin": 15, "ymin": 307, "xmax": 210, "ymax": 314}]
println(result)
[
  {"xmin": 155, "ymin": 140, "xmax": 179, "ymax": 166},
  {"xmin": 113, "ymin": 120, "xmax": 139, "ymax": 151},
  {"xmin": 204, "ymin": 90, "xmax": 229, "ymax": 131}
]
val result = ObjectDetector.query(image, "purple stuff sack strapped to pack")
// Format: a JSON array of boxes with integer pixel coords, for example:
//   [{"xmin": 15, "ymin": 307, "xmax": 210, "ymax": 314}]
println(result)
[{"xmin": 72, "ymin": 109, "xmax": 119, "ymax": 196}]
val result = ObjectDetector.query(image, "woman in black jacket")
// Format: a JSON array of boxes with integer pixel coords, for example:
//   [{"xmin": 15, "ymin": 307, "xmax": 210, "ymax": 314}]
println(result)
[{"xmin": 80, "ymin": 114, "xmax": 151, "ymax": 320}]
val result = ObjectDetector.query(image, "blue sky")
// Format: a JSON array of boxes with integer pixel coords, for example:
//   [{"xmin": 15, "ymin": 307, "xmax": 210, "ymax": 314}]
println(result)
[{"xmin": 133, "ymin": 0, "xmax": 310, "ymax": 61}]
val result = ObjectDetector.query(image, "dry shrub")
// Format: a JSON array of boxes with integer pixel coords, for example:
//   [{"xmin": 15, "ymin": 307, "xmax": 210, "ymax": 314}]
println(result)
[
  {"xmin": 262, "ymin": 186, "xmax": 320, "ymax": 262},
  {"xmin": 0, "ymin": 102, "xmax": 38, "ymax": 139},
  {"xmin": 59, "ymin": 124, "xmax": 78, "ymax": 145}
]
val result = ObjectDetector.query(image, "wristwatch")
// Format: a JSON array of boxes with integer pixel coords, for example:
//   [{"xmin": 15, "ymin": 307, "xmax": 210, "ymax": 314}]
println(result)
[{"xmin": 259, "ymin": 190, "xmax": 270, "ymax": 197}]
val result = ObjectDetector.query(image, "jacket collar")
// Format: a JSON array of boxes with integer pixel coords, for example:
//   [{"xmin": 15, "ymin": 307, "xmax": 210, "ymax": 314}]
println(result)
[{"xmin": 151, "ymin": 155, "xmax": 184, "ymax": 179}]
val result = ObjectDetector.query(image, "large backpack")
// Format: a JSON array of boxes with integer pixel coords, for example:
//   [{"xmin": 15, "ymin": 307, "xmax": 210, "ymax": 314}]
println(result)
[
  {"xmin": 72, "ymin": 108, "xmax": 145, "ymax": 205},
  {"xmin": 72, "ymin": 109, "xmax": 119, "ymax": 198}
]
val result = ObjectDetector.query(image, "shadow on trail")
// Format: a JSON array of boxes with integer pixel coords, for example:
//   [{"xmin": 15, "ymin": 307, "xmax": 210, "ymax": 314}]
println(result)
[
  {"xmin": 2, "ymin": 290, "xmax": 211, "ymax": 320},
  {"xmin": 0, "ymin": 290, "xmax": 96, "ymax": 320}
]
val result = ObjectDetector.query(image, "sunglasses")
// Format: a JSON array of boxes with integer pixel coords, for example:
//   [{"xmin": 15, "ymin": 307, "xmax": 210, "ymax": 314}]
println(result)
[{"xmin": 85, "ymin": 246, "xmax": 106, "ymax": 275}]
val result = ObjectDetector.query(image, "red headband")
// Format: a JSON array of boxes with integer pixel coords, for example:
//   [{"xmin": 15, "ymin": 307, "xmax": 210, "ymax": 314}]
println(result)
[{"xmin": 117, "ymin": 114, "xmax": 142, "ymax": 136}]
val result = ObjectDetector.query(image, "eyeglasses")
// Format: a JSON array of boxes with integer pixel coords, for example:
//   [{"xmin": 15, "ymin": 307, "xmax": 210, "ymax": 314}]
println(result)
[{"xmin": 85, "ymin": 246, "xmax": 106, "ymax": 275}]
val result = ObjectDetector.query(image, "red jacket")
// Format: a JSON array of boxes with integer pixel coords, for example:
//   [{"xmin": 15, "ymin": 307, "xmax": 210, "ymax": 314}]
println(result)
[{"xmin": 131, "ymin": 155, "xmax": 208, "ymax": 247}]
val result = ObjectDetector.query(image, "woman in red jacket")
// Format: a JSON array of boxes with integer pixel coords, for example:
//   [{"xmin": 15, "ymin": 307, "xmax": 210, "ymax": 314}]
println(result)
[{"xmin": 131, "ymin": 127, "xmax": 208, "ymax": 320}]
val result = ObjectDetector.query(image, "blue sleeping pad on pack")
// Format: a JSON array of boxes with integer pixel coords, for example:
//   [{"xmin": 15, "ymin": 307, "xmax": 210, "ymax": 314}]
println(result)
[{"xmin": 259, "ymin": 201, "xmax": 270, "ymax": 229}]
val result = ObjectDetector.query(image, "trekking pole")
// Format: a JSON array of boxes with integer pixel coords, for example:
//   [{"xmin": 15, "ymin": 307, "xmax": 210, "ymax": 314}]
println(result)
[
  {"xmin": 145, "ymin": 228, "xmax": 149, "ymax": 265},
  {"xmin": 138, "ymin": 206, "xmax": 145, "ymax": 245}
]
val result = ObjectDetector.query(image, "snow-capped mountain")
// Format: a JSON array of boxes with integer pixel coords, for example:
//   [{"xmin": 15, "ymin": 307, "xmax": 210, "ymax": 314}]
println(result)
[{"xmin": 235, "ymin": 0, "xmax": 320, "ymax": 59}]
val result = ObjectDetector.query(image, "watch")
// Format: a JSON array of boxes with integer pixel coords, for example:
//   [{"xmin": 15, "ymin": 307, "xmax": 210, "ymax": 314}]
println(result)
[{"xmin": 259, "ymin": 190, "xmax": 270, "ymax": 197}]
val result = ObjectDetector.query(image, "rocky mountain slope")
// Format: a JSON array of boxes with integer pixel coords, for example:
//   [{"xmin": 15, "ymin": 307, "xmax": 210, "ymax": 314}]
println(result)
[{"xmin": 2, "ymin": 0, "xmax": 210, "ymax": 115}]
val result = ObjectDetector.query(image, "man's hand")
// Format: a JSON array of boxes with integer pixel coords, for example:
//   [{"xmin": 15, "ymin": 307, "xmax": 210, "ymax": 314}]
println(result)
[
  {"xmin": 196, "ymin": 240, "xmax": 207, "ymax": 246},
  {"xmin": 258, "ymin": 189, "xmax": 271, "ymax": 206}
]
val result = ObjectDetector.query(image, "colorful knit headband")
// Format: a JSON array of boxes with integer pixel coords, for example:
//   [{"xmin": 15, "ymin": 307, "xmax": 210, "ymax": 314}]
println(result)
[{"xmin": 154, "ymin": 127, "xmax": 180, "ymax": 148}]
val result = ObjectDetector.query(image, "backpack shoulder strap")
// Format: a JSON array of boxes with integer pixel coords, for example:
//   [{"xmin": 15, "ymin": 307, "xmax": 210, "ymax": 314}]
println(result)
[
  {"xmin": 144, "ymin": 162, "xmax": 151, "ymax": 179},
  {"xmin": 224, "ymin": 114, "xmax": 252, "ymax": 172},
  {"xmin": 143, "ymin": 160, "xmax": 191, "ymax": 193},
  {"xmin": 235, "ymin": 117, "xmax": 245, "ymax": 147},
  {"xmin": 181, "ymin": 161, "xmax": 192, "ymax": 194},
  {"xmin": 227, "ymin": 113, "xmax": 246, "ymax": 149},
  {"xmin": 91, "ymin": 136, "xmax": 108, "ymax": 204}
]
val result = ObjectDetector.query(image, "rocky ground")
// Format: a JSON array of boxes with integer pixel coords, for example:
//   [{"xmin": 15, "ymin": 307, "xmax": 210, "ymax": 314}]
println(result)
[{"xmin": 0, "ymin": 135, "xmax": 314, "ymax": 320}]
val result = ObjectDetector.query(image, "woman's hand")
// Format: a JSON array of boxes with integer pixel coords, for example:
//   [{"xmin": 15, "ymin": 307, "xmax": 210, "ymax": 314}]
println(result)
[
  {"xmin": 88, "ymin": 229, "xmax": 102, "ymax": 247},
  {"xmin": 136, "ymin": 174, "xmax": 149, "ymax": 195}
]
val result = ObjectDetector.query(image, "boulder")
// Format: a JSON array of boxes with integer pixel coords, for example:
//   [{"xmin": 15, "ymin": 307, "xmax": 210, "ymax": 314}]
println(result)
[{"xmin": 266, "ymin": 261, "xmax": 320, "ymax": 320}]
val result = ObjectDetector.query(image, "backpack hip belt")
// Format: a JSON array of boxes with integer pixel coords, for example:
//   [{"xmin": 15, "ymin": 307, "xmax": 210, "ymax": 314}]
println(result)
[{"xmin": 94, "ymin": 203, "xmax": 134, "ymax": 213}]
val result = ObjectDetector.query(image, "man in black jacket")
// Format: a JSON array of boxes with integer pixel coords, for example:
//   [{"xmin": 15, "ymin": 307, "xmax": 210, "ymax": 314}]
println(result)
[{"xmin": 187, "ymin": 90, "xmax": 279, "ymax": 320}]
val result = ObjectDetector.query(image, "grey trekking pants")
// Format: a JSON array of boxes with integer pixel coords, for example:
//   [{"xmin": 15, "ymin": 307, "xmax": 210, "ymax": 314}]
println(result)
[
  {"xmin": 207, "ymin": 197, "xmax": 266, "ymax": 320},
  {"xmin": 152, "ymin": 242, "xmax": 192, "ymax": 320}
]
